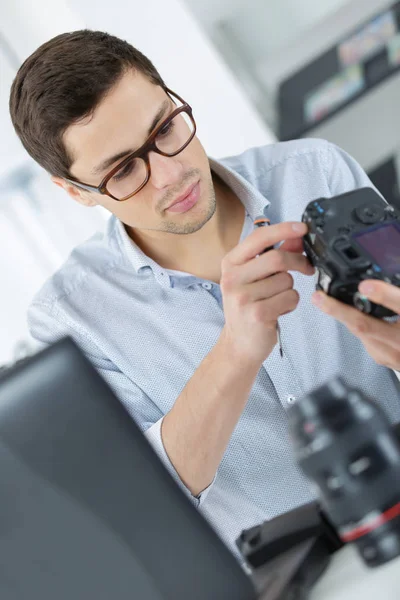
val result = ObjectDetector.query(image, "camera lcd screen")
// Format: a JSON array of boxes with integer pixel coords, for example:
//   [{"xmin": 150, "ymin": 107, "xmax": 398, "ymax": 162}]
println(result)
[{"xmin": 353, "ymin": 223, "xmax": 400, "ymax": 274}]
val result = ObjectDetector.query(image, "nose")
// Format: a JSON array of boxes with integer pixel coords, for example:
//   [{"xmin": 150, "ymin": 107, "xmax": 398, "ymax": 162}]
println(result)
[{"xmin": 148, "ymin": 151, "xmax": 184, "ymax": 190}]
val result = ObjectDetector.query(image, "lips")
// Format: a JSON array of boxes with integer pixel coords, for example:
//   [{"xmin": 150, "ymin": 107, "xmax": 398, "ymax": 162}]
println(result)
[{"xmin": 166, "ymin": 181, "xmax": 199, "ymax": 211}]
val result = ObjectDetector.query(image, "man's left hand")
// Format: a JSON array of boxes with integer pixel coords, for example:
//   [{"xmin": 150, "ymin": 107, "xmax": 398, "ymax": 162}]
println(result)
[{"xmin": 312, "ymin": 280, "xmax": 400, "ymax": 371}]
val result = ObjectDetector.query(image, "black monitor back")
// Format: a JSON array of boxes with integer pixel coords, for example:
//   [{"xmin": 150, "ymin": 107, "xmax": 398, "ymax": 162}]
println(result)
[{"xmin": 0, "ymin": 338, "xmax": 256, "ymax": 600}]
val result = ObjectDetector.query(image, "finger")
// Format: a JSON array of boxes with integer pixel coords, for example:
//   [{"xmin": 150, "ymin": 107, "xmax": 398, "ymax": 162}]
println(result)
[
  {"xmin": 279, "ymin": 238, "xmax": 305, "ymax": 254},
  {"xmin": 312, "ymin": 291, "xmax": 399, "ymax": 348},
  {"xmin": 358, "ymin": 280, "xmax": 400, "ymax": 315},
  {"xmin": 362, "ymin": 337, "xmax": 400, "ymax": 371},
  {"xmin": 241, "ymin": 272, "xmax": 294, "ymax": 303},
  {"xmin": 227, "ymin": 222, "xmax": 308, "ymax": 266},
  {"xmin": 238, "ymin": 249, "xmax": 315, "ymax": 284},
  {"xmin": 254, "ymin": 288, "xmax": 300, "ymax": 322}
]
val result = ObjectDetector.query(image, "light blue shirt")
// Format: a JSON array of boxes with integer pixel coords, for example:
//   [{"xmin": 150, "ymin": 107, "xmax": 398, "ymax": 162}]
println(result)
[{"xmin": 28, "ymin": 138, "xmax": 400, "ymax": 559}]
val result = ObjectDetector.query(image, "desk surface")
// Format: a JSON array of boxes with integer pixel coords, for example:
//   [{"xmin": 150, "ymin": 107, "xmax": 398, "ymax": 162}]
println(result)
[{"xmin": 310, "ymin": 544, "xmax": 400, "ymax": 600}]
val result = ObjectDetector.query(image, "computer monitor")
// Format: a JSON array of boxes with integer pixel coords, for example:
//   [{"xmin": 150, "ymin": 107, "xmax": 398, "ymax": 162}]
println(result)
[{"xmin": 0, "ymin": 337, "xmax": 256, "ymax": 600}]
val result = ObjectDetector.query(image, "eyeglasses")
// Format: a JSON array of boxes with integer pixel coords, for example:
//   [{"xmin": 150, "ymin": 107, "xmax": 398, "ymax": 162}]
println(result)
[{"xmin": 64, "ymin": 89, "xmax": 196, "ymax": 202}]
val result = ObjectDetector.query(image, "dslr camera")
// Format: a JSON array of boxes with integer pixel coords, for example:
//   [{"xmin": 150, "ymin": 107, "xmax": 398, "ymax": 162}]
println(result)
[{"xmin": 302, "ymin": 188, "xmax": 400, "ymax": 318}]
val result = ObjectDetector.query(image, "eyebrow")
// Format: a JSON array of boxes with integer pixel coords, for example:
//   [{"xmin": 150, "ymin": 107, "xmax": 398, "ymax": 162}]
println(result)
[{"xmin": 90, "ymin": 99, "xmax": 171, "ymax": 176}]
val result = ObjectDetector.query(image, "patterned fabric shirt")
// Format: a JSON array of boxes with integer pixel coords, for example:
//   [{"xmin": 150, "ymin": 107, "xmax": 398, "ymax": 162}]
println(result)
[{"xmin": 28, "ymin": 138, "xmax": 400, "ymax": 560}]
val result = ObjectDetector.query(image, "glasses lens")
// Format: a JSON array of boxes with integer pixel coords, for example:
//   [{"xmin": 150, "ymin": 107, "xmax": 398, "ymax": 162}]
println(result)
[
  {"xmin": 155, "ymin": 111, "xmax": 195, "ymax": 156},
  {"xmin": 105, "ymin": 110, "xmax": 195, "ymax": 201},
  {"xmin": 106, "ymin": 156, "xmax": 148, "ymax": 200}
]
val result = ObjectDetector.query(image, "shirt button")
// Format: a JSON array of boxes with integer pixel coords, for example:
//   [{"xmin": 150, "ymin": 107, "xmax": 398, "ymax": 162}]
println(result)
[
  {"xmin": 287, "ymin": 395, "xmax": 296, "ymax": 404},
  {"xmin": 202, "ymin": 282, "xmax": 212, "ymax": 290}
]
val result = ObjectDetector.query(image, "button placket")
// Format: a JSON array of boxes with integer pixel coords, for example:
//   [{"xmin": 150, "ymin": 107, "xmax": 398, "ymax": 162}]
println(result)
[{"xmin": 262, "ymin": 343, "xmax": 303, "ymax": 411}]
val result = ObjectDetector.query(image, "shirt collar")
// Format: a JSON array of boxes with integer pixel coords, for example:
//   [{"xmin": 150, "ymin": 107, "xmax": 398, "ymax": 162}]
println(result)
[
  {"xmin": 114, "ymin": 155, "xmax": 270, "ymax": 286},
  {"xmin": 208, "ymin": 156, "xmax": 270, "ymax": 220}
]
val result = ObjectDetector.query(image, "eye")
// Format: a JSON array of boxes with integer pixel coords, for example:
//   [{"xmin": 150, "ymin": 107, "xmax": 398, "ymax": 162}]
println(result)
[
  {"xmin": 112, "ymin": 158, "xmax": 137, "ymax": 182},
  {"xmin": 157, "ymin": 119, "xmax": 174, "ymax": 137}
]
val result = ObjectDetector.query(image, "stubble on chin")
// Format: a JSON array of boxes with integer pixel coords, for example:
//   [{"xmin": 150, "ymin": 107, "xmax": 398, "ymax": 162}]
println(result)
[{"xmin": 161, "ymin": 179, "xmax": 216, "ymax": 235}]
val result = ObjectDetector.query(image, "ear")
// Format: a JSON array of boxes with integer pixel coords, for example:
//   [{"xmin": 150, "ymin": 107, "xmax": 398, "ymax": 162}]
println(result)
[{"xmin": 51, "ymin": 176, "xmax": 98, "ymax": 207}]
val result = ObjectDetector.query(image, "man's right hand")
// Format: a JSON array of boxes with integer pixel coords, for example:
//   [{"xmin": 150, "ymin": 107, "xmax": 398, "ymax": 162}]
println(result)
[{"xmin": 220, "ymin": 221, "xmax": 315, "ymax": 364}]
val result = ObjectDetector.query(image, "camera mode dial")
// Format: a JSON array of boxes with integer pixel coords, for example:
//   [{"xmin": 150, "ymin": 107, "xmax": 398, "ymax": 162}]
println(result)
[{"xmin": 354, "ymin": 203, "xmax": 385, "ymax": 225}]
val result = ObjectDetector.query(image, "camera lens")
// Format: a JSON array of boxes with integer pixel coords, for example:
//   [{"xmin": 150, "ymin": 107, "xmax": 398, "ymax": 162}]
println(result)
[
  {"xmin": 288, "ymin": 378, "xmax": 400, "ymax": 567},
  {"xmin": 353, "ymin": 292, "xmax": 372, "ymax": 313}
]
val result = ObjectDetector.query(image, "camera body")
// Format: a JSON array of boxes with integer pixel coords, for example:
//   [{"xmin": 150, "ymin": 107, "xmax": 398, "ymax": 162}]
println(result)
[{"xmin": 302, "ymin": 188, "xmax": 400, "ymax": 318}]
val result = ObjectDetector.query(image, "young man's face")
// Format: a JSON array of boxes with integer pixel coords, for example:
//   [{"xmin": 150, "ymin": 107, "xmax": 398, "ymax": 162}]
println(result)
[{"xmin": 56, "ymin": 71, "xmax": 216, "ymax": 235}]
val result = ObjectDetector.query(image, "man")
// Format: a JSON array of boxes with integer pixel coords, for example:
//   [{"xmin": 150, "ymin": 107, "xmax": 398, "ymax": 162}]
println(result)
[{"xmin": 10, "ymin": 30, "xmax": 400, "ymax": 558}]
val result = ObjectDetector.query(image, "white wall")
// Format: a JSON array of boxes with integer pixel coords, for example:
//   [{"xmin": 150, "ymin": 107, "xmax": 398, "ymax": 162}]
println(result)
[
  {"xmin": 66, "ymin": 0, "xmax": 275, "ymax": 159},
  {"xmin": 0, "ymin": 1, "xmax": 102, "ymax": 364},
  {"xmin": 0, "ymin": 46, "xmax": 27, "ymax": 178}
]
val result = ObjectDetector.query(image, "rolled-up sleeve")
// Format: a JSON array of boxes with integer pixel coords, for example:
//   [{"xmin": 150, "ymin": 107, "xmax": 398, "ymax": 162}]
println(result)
[{"xmin": 28, "ymin": 301, "xmax": 215, "ymax": 506}]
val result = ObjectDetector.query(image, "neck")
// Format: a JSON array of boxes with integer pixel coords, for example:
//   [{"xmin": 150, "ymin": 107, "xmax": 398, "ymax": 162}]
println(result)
[{"xmin": 127, "ymin": 174, "xmax": 245, "ymax": 283}]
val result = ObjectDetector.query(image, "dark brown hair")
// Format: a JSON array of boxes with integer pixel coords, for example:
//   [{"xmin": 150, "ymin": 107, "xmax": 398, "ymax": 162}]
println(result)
[{"xmin": 9, "ymin": 30, "xmax": 166, "ymax": 178}]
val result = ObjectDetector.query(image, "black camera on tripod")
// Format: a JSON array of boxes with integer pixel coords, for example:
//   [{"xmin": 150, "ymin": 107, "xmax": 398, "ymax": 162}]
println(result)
[{"xmin": 302, "ymin": 187, "xmax": 400, "ymax": 318}]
